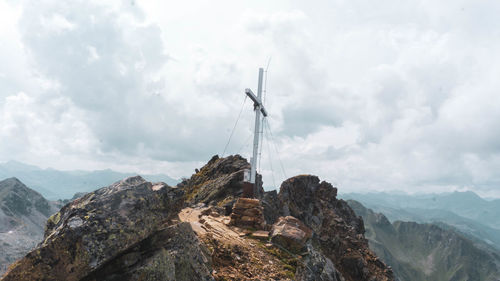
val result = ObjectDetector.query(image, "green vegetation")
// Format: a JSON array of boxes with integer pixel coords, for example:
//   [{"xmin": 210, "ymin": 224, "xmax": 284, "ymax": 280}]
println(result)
[
  {"xmin": 47, "ymin": 212, "xmax": 61, "ymax": 226},
  {"xmin": 253, "ymin": 239, "xmax": 299, "ymax": 279}
]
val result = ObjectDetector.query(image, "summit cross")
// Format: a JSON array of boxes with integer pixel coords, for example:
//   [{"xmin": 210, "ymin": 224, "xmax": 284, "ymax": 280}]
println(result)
[{"xmin": 244, "ymin": 68, "xmax": 268, "ymax": 189}]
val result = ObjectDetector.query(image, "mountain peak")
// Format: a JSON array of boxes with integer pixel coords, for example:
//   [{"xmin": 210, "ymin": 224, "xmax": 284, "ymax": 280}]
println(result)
[
  {"xmin": 0, "ymin": 177, "xmax": 31, "ymax": 194},
  {"xmin": 451, "ymin": 190, "xmax": 482, "ymax": 199},
  {"xmin": 1, "ymin": 161, "xmax": 40, "ymax": 172},
  {"xmin": 0, "ymin": 177, "xmax": 23, "ymax": 186},
  {"xmin": 0, "ymin": 177, "xmax": 52, "ymax": 218}
]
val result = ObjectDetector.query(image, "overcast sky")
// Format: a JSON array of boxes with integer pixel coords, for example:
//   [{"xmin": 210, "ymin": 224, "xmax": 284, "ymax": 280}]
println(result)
[{"xmin": 1, "ymin": 0, "xmax": 500, "ymax": 197}]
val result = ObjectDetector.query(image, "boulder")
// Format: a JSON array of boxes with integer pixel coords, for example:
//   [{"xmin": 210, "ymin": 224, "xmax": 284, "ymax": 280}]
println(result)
[{"xmin": 270, "ymin": 216, "xmax": 312, "ymax": 253}]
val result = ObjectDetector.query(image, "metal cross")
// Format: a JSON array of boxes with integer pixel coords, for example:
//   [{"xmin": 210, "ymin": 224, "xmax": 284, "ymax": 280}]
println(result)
[{"xmin": 245, "ymin": 68, "xmax": 267, "ymax": 186}]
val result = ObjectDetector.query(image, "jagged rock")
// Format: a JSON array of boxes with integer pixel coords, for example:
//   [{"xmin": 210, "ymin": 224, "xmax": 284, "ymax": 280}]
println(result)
[
  {"xmin": 262, "ymin": 190, "xmax": 280, "ymax": 225},
  {"xmin": 270, "ymin": 216, "xmax": 312, "ymax": 253},
  {"xmin": 296, "ymin": 243, "xmax": 344, "ymax": 281},
  {"xmin": 229, "ymin": 198, "xmax": 266, "ymax": 230},
  {"xmin": 1, "ymin": 176, "xmax": 184, "ymax": 281},
  {"xmin": 179, "ymin": 155, "xmax": 264, "ymax": 207},
  {"xmin": 279, "ymin": 175, "xmax": 393, "ymax": 281}
]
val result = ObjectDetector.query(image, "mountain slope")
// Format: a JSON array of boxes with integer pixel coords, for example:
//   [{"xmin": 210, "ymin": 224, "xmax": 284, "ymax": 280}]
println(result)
[
  {"xmin": 0, "ymin": 160, "xmax": 178, "ymax": 200},
  {"xmin": 348, "ymin": 200, "xmax": 500, "ymax": 281},
  {"xmin": 0, "ymin": 178, "xmax": 59, "ymax": 274},
  {"xmin": 342, "ymin": 192, "xmax": 500, "ymax": 250},
  {"xmin": 373, "ymin": 205, "xmax": 500, "ymax": 250}
]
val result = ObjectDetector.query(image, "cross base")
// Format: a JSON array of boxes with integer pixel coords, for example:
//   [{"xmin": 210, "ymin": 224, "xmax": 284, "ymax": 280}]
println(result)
[{"xmin": 242, "ymin": 182, "xmax": 255, "ymax": 198}]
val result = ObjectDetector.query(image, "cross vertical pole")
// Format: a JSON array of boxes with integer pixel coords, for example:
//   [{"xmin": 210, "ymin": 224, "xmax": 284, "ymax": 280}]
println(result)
[
  {"xmin": 250, "ymin": 68, "xmax": 264, "ymax": 184},
  {"xmin": 243, "ymin": 67, "xmax": 268, "ymax": 198}
]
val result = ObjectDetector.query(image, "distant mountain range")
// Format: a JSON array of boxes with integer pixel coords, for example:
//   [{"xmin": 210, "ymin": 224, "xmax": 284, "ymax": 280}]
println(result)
[
  {"xmin": 0, "ymin": 161, "xmax": 178, "ymax": 200},
  {"xmin": 341, "ymin": 191, "xmax": 500, "ymax": 229},
  {"xmin": 347, "ymin": 200, "xmax": 500, "ymax": 281},
  {"xmin": 341, "ymin": 191, "xmax": 500, "ymax": 250}
]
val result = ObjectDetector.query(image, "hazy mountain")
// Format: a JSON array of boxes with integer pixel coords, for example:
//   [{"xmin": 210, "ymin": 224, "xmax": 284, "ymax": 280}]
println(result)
[
  {"xmin": 0, "ymin": 161, "xmax": 178, "ymax": 200},
  {"xmin": 341, "ymin": 191, "xmax": 500, "ymax": 230},
  {"xmin": 348, "ymin": 200, "xmax": 500, "ymax": 281},
  {"xmin": 367, "ymin": 205, "xmax": 500, "ymax": 250},
  {"xmin": 0, "ymin": 178, "xmax": 59, "ymax": 275},
  {"xmin": 341, "ymin": 191, "xmax": 500, "ymax": 250}
]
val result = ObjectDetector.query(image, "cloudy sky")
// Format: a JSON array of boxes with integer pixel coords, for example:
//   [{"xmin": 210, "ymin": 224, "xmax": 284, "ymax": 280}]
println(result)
[{"xmin": 1, "ymin": 0, "xmax": 500, "ymax": 197}]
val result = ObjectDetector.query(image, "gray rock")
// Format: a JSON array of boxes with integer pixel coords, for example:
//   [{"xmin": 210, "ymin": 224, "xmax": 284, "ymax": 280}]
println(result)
[
  {"xmin": 82, "ymin": 222, "xmax": 215, "ymax": 281},
  {"xmin": 262, "ymin": 190, "xmax": 280, "ymax": 225},
  {"xmin": 296, "ymin": 243, "xmax": 344, "ymax": 281}
]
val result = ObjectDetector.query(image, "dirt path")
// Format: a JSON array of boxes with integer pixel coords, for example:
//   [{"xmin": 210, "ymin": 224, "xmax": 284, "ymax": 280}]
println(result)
[
  {"xmin": 178, "ymin": 206, "xmax": 297, "ymax": 280},
  {"xmin": 179, "ymin": 206, "xmax": 248, "ymax": 246}
]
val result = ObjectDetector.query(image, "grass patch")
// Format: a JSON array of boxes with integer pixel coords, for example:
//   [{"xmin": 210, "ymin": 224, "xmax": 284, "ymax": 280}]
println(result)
[{"xmin": 254, "ymin": 240, "xmax": 299, "ymax": 278}]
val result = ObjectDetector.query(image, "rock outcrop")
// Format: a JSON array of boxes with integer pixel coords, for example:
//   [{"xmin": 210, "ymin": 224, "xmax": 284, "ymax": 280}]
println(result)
[
  {"xmin": 179, "ymin": 155, "xmax": 263, "ymax": 208},
  {"xmin": 277, "ymin": 175, "xmax": 393, "ymax": 281},
  {"xmin": 2, "ymin": 176, "xmax": 189, "ymax": 281},
  {"xmin": 1, "ymin": 155, "xmax": 393, "ymax": 281}
]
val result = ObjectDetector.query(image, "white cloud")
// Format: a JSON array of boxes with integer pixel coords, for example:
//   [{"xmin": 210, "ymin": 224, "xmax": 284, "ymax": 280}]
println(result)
[
  {"xmin": 41, "ymin": 13, "xmax": 75, "ymax": 32},
  {"xmin": 1, "ymin": 0, "xmax": 500, "ymax": 197},
  {"xmin": 0, "ymin": 91, "xmax": 97, "ymax": 161}
]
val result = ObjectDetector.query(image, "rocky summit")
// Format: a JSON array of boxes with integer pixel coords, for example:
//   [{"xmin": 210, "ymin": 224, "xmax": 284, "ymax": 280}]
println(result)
[{"xmin": 1, "ymin": 155, "xmax": 393, "ymax": 281}]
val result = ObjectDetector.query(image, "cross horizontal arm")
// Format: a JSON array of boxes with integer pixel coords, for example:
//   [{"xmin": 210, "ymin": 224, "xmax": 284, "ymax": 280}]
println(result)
[
  {"xmin": 245, "ymin": 88, "xmax": 259, "ymax": 104},
  {"xmin": 260, "ymin": 106, "xmax": 268, "ymax": 117},
  {"xmin": 245, "ymin": 88, "xmax": 268, "ymax": 117}
]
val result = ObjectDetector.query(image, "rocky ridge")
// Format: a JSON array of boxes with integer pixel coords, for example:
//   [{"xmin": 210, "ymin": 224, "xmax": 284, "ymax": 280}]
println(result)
[{"xmin": 2, "ymin": 155, "xmax": 393, "ymax": 281}]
